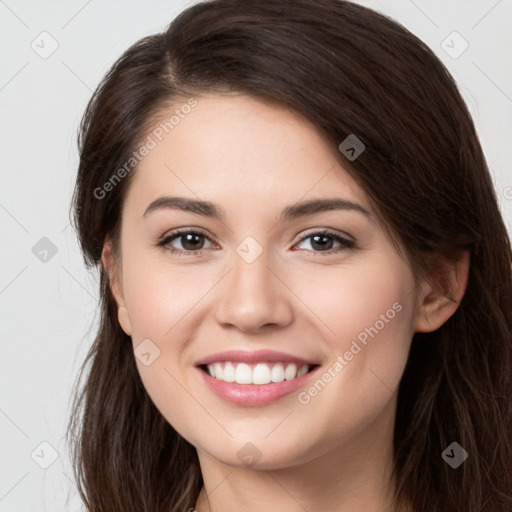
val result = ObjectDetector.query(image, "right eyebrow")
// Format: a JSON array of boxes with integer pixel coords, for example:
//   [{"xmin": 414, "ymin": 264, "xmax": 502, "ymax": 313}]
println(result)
[{"xmin": 142, "ymin": 196, "xmax": 224, "ymax": 219}]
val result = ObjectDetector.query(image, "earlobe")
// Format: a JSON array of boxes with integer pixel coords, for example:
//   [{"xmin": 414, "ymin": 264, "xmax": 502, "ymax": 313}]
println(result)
[
  {"xmin": 414, "ymin": 250, "xmax": 470, "ymax": 333},
  {"xmin": 116, "ymin": 308, "xmax": 132, "ymax": 337},
  {"xmin": 101, "ymin": 240, "xmax": 132, "ymax": 337}
]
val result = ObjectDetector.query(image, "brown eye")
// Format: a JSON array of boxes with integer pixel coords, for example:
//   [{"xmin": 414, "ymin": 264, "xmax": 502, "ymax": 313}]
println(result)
[
  {"xmin": 173, "ymin": 233, "xmax": 206, "ymax": 251},
  {"xmin": 295, "ymin": 231, "xmax": 354, "ymax": 254},
  {"xmin": 158, "ymin": 230, "xmax": 214, "ymax": 254}
]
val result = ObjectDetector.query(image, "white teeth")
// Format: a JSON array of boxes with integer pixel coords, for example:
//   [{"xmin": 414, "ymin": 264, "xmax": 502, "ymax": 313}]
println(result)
[
  {"xmin": 296, "ymin": 364, "xmax": 309, "ymax": 377},
  {"xmin": 271, "ymin": 364, "xmax": 285, "ymax": 383},
  {"xmin": 284, "ymin": 363, "xmax": 297, "ymax": 381},
  {"xmin": 213, "ymin": 362, "xmax": 223, "ymax": 379},
  {"xmin": 223, "ymin": 362, "xmax": 236, "ymax": 382},
  {"xmin": 205, "ymin": 362, "xmax": 311, "ymax": 385},
  {"xmin": 252, "ymin": 363, "xmax": 272, "ymax": 385},
  {"xmin": 235, "ymin": 363, "xmax": 252, "ymax": 384}
]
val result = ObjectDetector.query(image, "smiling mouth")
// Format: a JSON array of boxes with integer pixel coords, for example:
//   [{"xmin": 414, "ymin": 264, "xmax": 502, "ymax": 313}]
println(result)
[{"xmin": 199, "ymin": 361, "xmax": 320, "ymax": 385}]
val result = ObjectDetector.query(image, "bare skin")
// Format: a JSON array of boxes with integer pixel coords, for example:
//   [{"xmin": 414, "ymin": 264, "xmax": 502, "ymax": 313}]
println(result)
[{"xmin": 102, "ymin": 93, "xmax": 469, "ymax": 512}]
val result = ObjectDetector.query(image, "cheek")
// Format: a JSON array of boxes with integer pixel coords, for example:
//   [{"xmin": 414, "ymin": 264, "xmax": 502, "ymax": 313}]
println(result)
[
  {"xmin": 288, "ymin": 256, "xmax": 415, "ymax": 408},
  {"xmin": 119, "ymin": 251, "xmax": 217, "ymax": 360},
  {"xmin": 119, "ymin": 257, "xmax": 212, "ymax": 442},
  {"xmin": 288, "ymin": 256, "xmax": 414, "ymax": 351},
  {"xmin": 121, "ymin": 250, "xmax": 205, "ymax": 339}
]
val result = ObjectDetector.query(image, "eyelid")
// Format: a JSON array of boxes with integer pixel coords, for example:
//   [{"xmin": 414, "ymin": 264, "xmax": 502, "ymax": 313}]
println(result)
[
  {"xmin": 295, "ymin": 227, "xmax": 354, "ymax": 244},
  {"xmin": 157, "ymin": 226, "xmax": 355, "ymax": 255},
  {"xmin": 156, "ymin": 227, "xmax": 216, "ymax": 249},
  {"xmin": 293, "ymin": 229, "xmax": 355, "ymax": 253},
  {"xmin": 158, "ymin": 227, "xmax": 353, "ymax": 242}
]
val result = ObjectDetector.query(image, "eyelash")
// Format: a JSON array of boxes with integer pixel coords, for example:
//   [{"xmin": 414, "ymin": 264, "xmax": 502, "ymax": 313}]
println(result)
[{"xmin": 156, "ymin": 228, "xmax": 355, "ymax": 256}]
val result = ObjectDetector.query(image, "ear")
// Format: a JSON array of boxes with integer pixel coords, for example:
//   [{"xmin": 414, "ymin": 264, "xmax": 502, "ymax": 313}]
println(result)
[
  {"xmin": 101, "ymin": 239, "xmax": 132, "ymax": 336},
  {"xmin": 414, "ymin": 250, "xmax": 470, "ymax": 333}
]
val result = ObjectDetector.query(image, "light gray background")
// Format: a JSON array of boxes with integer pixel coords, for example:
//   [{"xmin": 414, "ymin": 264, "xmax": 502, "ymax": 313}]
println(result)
[{"xmin": 1, "ymin": 1, "xmax": 511, "ymax": 510}]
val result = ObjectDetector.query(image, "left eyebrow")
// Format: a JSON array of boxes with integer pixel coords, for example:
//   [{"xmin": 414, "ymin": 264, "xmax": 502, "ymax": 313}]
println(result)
[
  {"xmin": 280, "ymin": 197, "xmax": 372, "ymax": 221},
  {"xmin": 142, "ymin": 196, "xmax": 372, "ymax": 221}
]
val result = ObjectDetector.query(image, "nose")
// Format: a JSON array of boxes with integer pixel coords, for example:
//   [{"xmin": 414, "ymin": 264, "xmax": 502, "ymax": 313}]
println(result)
[{"xmin": 214, "ymin": 245, "xmax": 294, "ymax": 333}]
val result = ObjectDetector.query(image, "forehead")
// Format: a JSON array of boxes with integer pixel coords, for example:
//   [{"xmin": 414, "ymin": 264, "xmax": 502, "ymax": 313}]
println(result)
[{"xmin": 123, "ymin": 93, "xmax": 370, "ymax": 217}]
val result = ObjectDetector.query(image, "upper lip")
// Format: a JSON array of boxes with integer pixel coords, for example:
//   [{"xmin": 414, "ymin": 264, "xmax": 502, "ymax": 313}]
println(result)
[{"xmin": 195, "ymin": 349, "xmax": 320, "ymax": 367}]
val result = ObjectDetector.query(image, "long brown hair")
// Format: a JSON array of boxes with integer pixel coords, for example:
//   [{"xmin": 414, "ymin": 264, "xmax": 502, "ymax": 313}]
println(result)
[{"xmin": 67, "ymin": 1, "xmax": 512, "ymax": 510}]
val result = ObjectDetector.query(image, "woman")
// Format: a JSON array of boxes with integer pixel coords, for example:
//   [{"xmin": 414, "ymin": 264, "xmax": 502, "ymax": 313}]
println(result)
[{"xmin": 67, "ymin": 0, "xmax": 512, "ymax": 511}]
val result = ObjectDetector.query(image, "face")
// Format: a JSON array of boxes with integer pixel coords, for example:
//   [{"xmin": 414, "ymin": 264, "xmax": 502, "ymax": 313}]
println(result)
[{"xmin": 105, "ymin": 93, "xmax": 433, "ymax": 471}]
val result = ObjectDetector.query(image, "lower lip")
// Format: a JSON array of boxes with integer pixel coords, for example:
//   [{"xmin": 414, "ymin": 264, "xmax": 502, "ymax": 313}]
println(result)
[{"xmin": 196, "ymin": 365, "xmax": 320, "ymax": 407}]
